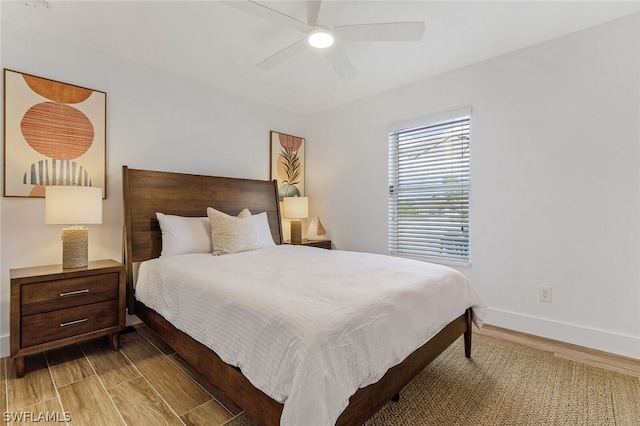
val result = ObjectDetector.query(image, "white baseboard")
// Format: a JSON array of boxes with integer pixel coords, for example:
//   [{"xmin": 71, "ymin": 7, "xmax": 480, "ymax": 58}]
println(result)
[
  {"xmin": 1, "ymin": 334, "xmax": 8, "ymax": 358},
  {"xmin": 126, "ymin": 313, "xmax": 142, "ymax": 326},
  {"xmin": 485, "ymin": 308, "xmax": 640, "ymax": 360}
]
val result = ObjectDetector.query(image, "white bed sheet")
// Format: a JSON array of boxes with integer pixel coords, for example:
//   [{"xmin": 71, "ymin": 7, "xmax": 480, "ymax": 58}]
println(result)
[{"xmin": 135, "ymin": 245, "xmax": 486, "ymax": 426}]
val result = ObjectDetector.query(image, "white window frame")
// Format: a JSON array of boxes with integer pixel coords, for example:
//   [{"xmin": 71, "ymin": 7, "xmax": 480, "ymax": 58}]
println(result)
[{"xmin": 388, "ymin": 108, "xmax": 471, "ymax": 266}]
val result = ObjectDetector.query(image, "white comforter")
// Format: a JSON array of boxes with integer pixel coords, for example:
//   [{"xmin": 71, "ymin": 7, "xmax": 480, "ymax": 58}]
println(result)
[{"xmin": 135, "ymin": 245, "xmax": 486, "ymax": 426}]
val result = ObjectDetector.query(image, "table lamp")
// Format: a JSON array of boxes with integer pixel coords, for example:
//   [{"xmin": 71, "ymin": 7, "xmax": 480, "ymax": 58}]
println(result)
[
  {"xmin": 283, "ymin": 196, "xmax": 308, "ymax": 244},
  {"xmin": 45, "ymin": 186, "xmax": 102, "ymax": 268}
]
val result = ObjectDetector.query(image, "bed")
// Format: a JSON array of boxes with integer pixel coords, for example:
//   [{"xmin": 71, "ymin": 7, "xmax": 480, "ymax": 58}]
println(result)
[{"xmin": 122, "ymin": 166, "xmax": 486, "ymax": 426}]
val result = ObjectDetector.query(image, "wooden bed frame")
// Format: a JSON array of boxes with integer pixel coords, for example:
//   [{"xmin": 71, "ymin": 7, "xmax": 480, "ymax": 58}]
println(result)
[{"xmin": 122, "ymin": 166, "xmax": 473, "ymax": 426}]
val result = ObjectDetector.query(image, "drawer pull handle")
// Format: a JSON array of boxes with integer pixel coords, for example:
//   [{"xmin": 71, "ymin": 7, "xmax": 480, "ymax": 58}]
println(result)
[
  {"xmin": 59, "ymin": 318, "xmax": 88, "ymax": 327},
  {"xmin": 59, "ymin": 289, "xmax": 90, "ymax": 297}
]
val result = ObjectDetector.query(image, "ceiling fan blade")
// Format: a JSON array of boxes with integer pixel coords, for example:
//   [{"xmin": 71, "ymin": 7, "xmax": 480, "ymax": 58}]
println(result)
[
  {"xmin": 221, "ymin": 0, "xmax": 310, "ymax": 33},
  {"xmin": 334, "ymin": 22, "xmax": 425, "ymax": 41},
  {"xmin": 307, "ymin": 0, "xmax": 321, "ymax": 26},
  {"xmin": 324, "ymin": 44, "xmax": 358, "ymax": 81},
  {"xmin": 315, "ymin": 1, "xmax": 345, "ymax": 27},
  {"xmin": 256, "ymin": 38, "xmax": 308, "ymax": 70}
]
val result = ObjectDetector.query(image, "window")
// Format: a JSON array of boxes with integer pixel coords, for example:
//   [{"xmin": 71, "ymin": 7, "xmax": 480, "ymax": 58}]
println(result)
[{"xmin": 388, "ymin": 109, "xmax": 471, "ymax": 263}]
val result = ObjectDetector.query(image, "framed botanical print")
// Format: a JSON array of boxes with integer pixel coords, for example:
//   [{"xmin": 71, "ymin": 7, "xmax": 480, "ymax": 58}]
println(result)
[
  {"xmin": 270, "ymin": 131, "xmax": 304, "ymax": 200},
  {"xmin": 3, "ymin": 69, "xmax": 106, "ymax": 197}
]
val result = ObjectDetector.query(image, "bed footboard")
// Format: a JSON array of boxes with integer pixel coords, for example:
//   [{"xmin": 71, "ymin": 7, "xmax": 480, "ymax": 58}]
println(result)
[
  {"xmin": 337, "ymin": 309, "xmax": 471, "ymax": 425},
  {"xmin": 135, "ymin": 300, "xmax": 472, "ymax": 426}
]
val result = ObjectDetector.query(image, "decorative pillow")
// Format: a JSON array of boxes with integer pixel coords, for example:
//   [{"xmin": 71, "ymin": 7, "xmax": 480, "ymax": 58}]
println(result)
[
  {"xmin": 252, "ymin": 211, "xmax": 276, "ymax": 247},
  {"xmin": 156, "ymin": 212, "xmax": 212, "ymax": 257},
  {"xmin": 207, "ymin": 207, "xmax": 260, "ymax": 255}
]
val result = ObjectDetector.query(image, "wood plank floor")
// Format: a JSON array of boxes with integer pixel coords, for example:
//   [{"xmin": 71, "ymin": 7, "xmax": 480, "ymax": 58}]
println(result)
[
  {"xmin": 2, "ymin": 323, "xmax": 638, "ymax": 425},
  {"xmin": 1, "ymin": 324, "xmax": 240, "ymax": 426}
]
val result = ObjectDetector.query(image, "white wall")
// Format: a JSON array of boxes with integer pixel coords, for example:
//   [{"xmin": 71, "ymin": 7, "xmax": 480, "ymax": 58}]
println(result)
[
  {"xmin": 0, "ymin": 21, "xmax": 305, "ymax": 356},
  {"xmin": 306, "ymin": 14, "xmax": 640, "ymax": 358}
]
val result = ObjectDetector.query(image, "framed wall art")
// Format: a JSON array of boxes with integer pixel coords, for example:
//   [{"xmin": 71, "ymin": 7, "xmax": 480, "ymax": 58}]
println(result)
[
  {"xmin": 270, "ymin": 131, "xmax": 304, "ymax": 200},
  {"xmin": 3, "ymin": 69, "xmax": 106, "ymax": 198}
]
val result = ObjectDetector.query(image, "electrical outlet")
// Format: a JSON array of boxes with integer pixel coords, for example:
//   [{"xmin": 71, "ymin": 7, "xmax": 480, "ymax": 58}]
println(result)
[{"xmin": 539, "ymin": 286, "xmax": 552, "ymax": 303}]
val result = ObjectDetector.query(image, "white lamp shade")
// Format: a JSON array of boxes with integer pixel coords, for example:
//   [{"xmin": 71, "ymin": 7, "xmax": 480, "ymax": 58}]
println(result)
[
  {"xmin": 283, "ymin": 196, "xmax": 308, "ymax": 219},
  {"xmin": 45, "ymin": 186, "xmax": 102, "ymax": 225}
]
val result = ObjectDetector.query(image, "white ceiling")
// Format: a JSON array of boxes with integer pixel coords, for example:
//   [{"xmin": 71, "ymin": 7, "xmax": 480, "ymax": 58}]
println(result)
[{"xmin": 2, "ymin": 1, "xmax": 639, "ymax": 115}]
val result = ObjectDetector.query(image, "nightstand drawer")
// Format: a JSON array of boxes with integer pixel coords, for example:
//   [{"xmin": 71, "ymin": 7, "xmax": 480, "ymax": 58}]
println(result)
[
  {"xmin": 21, "ymin": 273, "xmax": 119, "ymax": 315},
  {"xmin": 21, "ymin": 299, "xmax": 120, "ymax": 347}
]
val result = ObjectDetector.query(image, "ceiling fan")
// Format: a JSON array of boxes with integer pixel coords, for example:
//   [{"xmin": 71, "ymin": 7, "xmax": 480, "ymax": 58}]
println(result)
[{"xmin": 221, "ymin": 0, "xmax": 425, "ymax": 81}]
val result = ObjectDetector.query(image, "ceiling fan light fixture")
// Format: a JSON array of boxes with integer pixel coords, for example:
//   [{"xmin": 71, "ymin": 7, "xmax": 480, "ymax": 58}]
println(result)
[{"xmin": 308, "ymin": 29, "xmax": 334, "ymax": 49}]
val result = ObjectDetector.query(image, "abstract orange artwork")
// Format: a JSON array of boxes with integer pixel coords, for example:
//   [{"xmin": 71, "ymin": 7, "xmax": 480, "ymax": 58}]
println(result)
[{"xmin": 3, "ymin": 69, "xmax": 106, "ymax": 197}]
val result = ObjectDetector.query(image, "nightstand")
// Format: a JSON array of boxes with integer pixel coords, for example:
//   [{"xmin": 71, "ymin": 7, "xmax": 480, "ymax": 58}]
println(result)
[
  {"xmin": 286, "ymin": 239, "xmax": 332, "ymax": 250},
  {"xmin": 10, "ymin": 259, "xmax": 125, "ymax": 378}
]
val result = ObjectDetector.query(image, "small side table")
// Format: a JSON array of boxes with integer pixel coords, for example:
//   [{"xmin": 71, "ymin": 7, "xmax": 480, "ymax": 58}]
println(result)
[{"xmin": 10, "ymin": 259, "xmax": 126, "ymax": 378}]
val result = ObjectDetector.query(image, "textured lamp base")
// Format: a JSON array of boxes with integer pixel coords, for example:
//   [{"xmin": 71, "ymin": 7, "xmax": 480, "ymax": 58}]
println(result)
[
  {"xmin": 62, "ymin": 227, "xmax": 88, "ymax": 268},
  {"xmin": 290, "ymin": 220, "xmax": 302, "ymax": 244}
]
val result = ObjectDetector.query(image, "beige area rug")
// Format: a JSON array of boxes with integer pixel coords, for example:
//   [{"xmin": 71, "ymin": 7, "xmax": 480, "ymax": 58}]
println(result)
[{"xmin": 223, "ymin": 334, "xmax": 640, "ymax": 425}]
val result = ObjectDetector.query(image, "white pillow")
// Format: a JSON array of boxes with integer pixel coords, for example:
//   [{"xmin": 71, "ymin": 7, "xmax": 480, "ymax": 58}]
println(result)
[
  {"xmin": 156, "ymin": 212, "xmax": 212, "ymax": 257},
  {"xmin": 252, "ymin": 211, "xmax": 276, "ymax": 247},
  {"xmin": 207, "ymin": 207, "xmax": 260, "ymax": 255}
]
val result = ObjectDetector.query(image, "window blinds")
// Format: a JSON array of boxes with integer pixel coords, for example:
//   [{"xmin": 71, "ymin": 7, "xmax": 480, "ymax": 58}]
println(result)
[{"xmin": 389, "ymin": 112, "xmax": 470, "ymax": 262}]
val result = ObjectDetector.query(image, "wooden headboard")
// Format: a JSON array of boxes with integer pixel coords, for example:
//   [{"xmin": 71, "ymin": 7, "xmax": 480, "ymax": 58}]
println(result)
[{"xmin": 122, "ymin": 166, "xmax": 282, "ymax": 312}]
